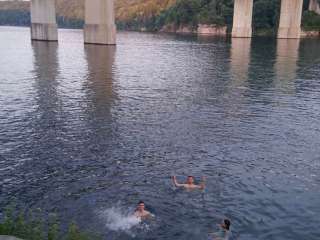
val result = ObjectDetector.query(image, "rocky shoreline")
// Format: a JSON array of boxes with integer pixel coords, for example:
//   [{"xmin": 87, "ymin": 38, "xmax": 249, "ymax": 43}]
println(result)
[
  {"xmin": 158, "ymin": 23, "xmax": 319, "ymax": 38},
  {"xmin": 159, "ymin": 24, "xmax": 227, "ymax": 36}
]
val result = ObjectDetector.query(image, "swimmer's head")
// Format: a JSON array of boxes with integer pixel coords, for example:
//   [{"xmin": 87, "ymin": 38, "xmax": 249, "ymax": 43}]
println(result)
[
  {"xmin": 137, "ymin": 201, "xmax": 145, "ymax": 211},
  {"xmin": 222, "ymin": 219, "xmax": 231, "ymax": 230},
  {"xmin": 187, "ymin": 176, "xmax": 195, "ymax": 184}
]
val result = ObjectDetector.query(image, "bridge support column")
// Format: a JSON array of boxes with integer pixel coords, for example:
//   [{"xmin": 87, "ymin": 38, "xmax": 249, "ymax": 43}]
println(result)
[
  {"xmin": 232, "ymin": 0, "xmax": 253, "ymax": 38},
  {"xmin": 278, "ymin": 0, "xmax": 303, "ymax": 39},
  {"xmin": 84, "ymin": 0, "xmax": 116, "ymax": 45},
  {"xmin": 309, "ymin": 0, "xmax": 320, "ymax": 14},
  {"xmin": 30, "ymin": 0, "xmax": 58, "ymax": 41}
]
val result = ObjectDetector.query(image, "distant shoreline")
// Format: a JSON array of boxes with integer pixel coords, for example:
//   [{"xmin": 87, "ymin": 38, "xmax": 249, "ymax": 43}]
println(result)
[{"xmin": 1, "ymin": 24, "xmax": 319, "ymax": 39}]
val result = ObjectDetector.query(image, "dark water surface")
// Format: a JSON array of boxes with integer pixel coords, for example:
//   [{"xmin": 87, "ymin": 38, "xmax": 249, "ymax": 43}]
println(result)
[{"xmin": 0, "ymin": 26, "xmax": 320, "ymax": 240}]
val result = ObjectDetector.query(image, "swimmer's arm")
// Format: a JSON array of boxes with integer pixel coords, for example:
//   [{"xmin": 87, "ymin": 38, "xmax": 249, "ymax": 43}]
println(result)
[
  {"xmin": 213, "ymin": 237, "xmax": 223, "ymax": 240},
  {"xmin": 200, "ymin": 176, "xmax": 206, "ymax": 189},
  {"xmin": 208, "ymin": 232, "xmax": 222, "ymax": 240},
  {"xmin": 140, "ymin": 211, "xmax": 154, "ymax": 221},
  {"xmin": 172, "ymin": 176, "xmax": 184, "ymax": 187},
  {"xmin": 147, "ymin": 211, "xmax": 155, "ymax": 219},
  {"xmin": 194, "ymin": 177, "xmax": 206, "ymax": 189}
]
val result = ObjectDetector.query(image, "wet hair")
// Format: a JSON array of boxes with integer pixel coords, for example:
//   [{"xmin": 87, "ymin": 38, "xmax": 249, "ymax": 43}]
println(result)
[
  {"xmin": 224, "ymin": 219, "xmax": 231, "ymax": 230},
  {"xmin": 138, "ymin": 201, "xmax": 145, "ymax": 205}
]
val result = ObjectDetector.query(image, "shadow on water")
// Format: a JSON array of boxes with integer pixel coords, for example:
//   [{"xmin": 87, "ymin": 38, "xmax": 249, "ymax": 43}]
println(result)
[
  {"xmin": 296, "ymin": 38, "xmax": 320, "ymax": 91},
  {"xmin": 247, "ymin": 38, "xmax": 277, "ymax": 91}
]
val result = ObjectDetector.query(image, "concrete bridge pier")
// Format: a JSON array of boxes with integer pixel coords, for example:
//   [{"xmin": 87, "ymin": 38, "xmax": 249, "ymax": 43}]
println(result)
[
  {"xmin": 309, "ymin": 0, "xmax": 320, "ymax": 14},
  {"xmin": 84, "ymin": 0, "xmax": 116, "ymax": 45},
  {"xmin": 232, "ymin": 0, "xmax": 253, "ymax": 38},
  {"xmin": 30, "ymin": 0, "xmax": 58, "ymax": 41},
  {"xmin": 278, "ymin": 0, "xmax": 303, "ymax": 39}
]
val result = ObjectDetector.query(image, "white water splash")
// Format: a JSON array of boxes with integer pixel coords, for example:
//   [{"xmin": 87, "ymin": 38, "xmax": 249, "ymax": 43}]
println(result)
[{"xmin": 100, "ymin": 207, "xmax": 141, "ymax": 232}]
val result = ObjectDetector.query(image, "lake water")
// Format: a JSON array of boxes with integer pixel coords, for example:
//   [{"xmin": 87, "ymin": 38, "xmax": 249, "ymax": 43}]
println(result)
[{"xmin": 0, "ymin": 26, "xmax": 320, "ymax": 240}]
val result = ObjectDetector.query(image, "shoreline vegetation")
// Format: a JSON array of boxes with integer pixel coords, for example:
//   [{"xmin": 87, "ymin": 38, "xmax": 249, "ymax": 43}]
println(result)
[
  {"xmin": 0, "ymin": 0, "xmax": 319, "ymax": 37},
  {"xmin": 0, "ymin": 207, "xmax": 99, "ymax": 240}
]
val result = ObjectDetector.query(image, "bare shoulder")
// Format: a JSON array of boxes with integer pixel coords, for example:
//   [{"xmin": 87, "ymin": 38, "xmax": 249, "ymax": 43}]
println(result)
[
  {"xmin": 143, "ymin": 210, "xmax": 154, "ymax": 219},
  {"xmin": 182, "ymin": 184, "xmax": 205, "ymax": 191}
]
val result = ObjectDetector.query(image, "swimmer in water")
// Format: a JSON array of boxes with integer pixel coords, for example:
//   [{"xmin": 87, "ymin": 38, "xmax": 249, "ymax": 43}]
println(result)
[
  {"xmin": 211, "ymin": 219, "xmax": 232, "ymax": 240},
  {"xmin": 172, "ymin": 175, "xmax": 206, "ymax": 190},
  {"xmin": 134, "ymin": 201, "xmax": 152, "ymax": 220}
]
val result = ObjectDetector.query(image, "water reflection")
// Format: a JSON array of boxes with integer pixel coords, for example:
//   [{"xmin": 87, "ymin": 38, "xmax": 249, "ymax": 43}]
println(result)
[
  {"xmin": 230, "ymin": 38, "xmax": 251, "ymax": 85},
  {"xmin": 296, "ymin": 39, "xmax": 320, "ymax": 91},
  {"xmin": 83, "ymin": 45, "xmax": 117, "ymax": 151},
  {"xmin": 247, "ymin": 38, "xmax": 277, "ymax": 91},
  {"xmin": 84, "ymin": 45, "xmax": 116, "ymax": 119},
  {"xmin": 222, "ymin": 38, "xmax": 252, "ymax": 118},
  {"xmin": 298, "ymin": 38, "xmax": 320, "ymax": 65},
  {"xmin": 31, "ymin": 41, "xmax": 63, "ymax": 159},
  {"xmin": 197, "ymin": 35, "xmax": 227, "ymax": 43},
  {"xmin": 275, "ymin": 39, "xmax": 300, "ymax": 93},
  {"xmin": 9, "ymin": 41, "xmax": 64, "ymax": 208}
]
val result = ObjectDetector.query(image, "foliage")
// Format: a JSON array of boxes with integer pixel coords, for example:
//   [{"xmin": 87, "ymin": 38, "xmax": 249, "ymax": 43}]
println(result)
[
  {"xmin": 117, "ymin": 0, "xmax": 320, "ymax": 33},
  {"xmin": 65, "ymin": 223, "xmax": 94, "ymax": 240},
  {"xmin": 57, "ymin": 16, "xmax": 84, "ymax": 29},
  {"xmin": 0, "ymin": 10, "xmax": 83, "ymax": 28},
  {"xmin": 116, "ymin": 0, "xmax": 176, "ymax": 31},
  {"xmin": 0, "ymin": 10, "xmax": 30, "ymax": 26},
  {"xmin": 302, "ymin": 10, "xmax": 320, "ymax": 30},
  {"xmin": 164, "ymin": 0, "xmax": 233, "ymax": 26},
  {"xmin": 116, "ymin": 0, "xmax": 176, "ymax": 22},
  {"xmin": 253, "ymin": 0, "xmax": 280, "ymax": 34},
  {"xmin": 0, "ymin": 206, "xmax": 98, "ymax": 240},
  {"xmin": 116, "ymin": 0, "xmax": 234, "ymax": 31}
]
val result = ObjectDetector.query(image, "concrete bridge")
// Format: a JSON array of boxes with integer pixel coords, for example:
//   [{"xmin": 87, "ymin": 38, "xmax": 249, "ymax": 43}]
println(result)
[
  {"xmin": 232, "ymin": 0, "xmax": 304, "ymax": 38},
  {"xmin": 31, "ymin": 0, "xmax": 116, "ymax": 44},
  {"xmin": 31, "ymin": 0, "xmax": 309, "ymax": 44}
]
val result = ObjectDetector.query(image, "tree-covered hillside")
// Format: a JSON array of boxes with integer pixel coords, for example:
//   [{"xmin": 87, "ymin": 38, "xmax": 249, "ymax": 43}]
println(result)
[
  {"xmin": 134, "ymin": 0, "xmax": 234, "ymax": 30},
  {"xmin": 119, "ymin": 0, "xmax": 320, "ymax": 33}
]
